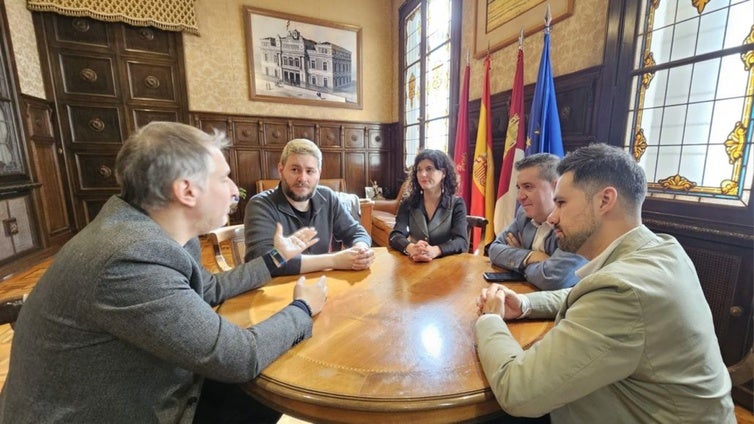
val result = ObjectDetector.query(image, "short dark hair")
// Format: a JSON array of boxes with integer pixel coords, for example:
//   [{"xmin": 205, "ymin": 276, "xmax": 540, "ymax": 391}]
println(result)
[
  {"xmin": 515, "ymin": 153, "xmax": 559, "ymax": 183},
  {"xmin": 557, "ymin": 144, "xmax": 647, "ymax": 209}
]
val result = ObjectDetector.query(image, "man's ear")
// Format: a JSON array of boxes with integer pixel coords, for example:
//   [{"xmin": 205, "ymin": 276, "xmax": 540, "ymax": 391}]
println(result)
[
  {"xmin": 595, "ymin": 186, "xmax": 618, "ymax": 215},
  {"xmin": 277, "ymin": 162, "xmax": 284, "ymax": 176},
  {"xmin": 172, "ymin": 179, "xmax": 198, "ymax": 207}
]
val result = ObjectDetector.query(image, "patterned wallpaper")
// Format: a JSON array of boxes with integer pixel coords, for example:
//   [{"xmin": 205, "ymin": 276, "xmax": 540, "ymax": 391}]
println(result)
[
  {"xmin": 3, "ymin": 0, "xmax": 607, "ymax": 121},
  {"xmin": 461, "ymin": 0, "xmax": 608, "ymax": 101},
  {"xmin": 184, "ymin": 0, "xmax": 395, "ymax": 122},
  {"xmin": 6, "ymin": 0, "xmax": 46, "ymax": 99}
]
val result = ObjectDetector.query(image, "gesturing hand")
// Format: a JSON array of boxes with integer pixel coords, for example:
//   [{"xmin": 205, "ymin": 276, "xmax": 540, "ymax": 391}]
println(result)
[{"xmin": 273, "ymin": 223, "xmax": 319, "ymax": 261}]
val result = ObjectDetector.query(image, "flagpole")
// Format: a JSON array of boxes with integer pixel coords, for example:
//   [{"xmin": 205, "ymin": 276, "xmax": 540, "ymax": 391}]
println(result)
[
  {"xmin": 453, "ymin": 49, "xmax": 471, "ymax": 207},
  {"xmin": 525, "ymin": 2, "xmax": 565, "ymax": 157}
]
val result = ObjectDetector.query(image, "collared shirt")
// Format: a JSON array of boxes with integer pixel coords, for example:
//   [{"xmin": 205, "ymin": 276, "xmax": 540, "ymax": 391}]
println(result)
[{"xmin": 530, "ymin": 219, "xmax": 553, "ymax": 253}]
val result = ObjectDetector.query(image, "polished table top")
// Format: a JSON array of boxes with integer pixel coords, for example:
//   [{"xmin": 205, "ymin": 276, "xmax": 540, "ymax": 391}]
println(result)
[{"xmin": 218, "ymin": 247, "xmax": 554, "ymax": 423}]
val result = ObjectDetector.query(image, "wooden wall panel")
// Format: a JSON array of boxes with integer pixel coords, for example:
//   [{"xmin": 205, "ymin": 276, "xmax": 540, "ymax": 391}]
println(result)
[
  {"xmin": 344, "ymin": 152, "xmax": 366, "ymax": 196},
  {"xmin": 191, "ymin": 112, "xmax": 395, "ymax": 220},
  {"xmin": 320, "ymin": 152, "xmax": 343, "ymax": 180}
]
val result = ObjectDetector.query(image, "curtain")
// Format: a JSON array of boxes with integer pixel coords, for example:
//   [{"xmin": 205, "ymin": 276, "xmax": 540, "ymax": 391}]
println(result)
[{"xmin": 26, "ymin": 0, "xmax": 199, "ymax": 34}]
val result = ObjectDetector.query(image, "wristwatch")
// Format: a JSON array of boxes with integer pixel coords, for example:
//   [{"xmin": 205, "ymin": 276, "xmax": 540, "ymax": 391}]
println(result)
[{"xmin": 270, "ymin": 248, "xmax": 287, "ymax": 267}]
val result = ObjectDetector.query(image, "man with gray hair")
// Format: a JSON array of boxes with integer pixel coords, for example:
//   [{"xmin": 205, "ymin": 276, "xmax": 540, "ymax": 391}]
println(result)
[
  {"xmin": 0, "ymin": 122, "xmax": 327, "ymax": 423},
  {"xmin": 488, "ymin": 153, "xmax": 586, "ymax": 290},
  {"xmin": 245, "ymin": 138, "xmax": 375, "ymax": 276}
]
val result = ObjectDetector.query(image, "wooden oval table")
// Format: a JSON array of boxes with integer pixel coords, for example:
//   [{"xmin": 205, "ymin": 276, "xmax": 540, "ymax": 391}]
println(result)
[{"xmin": 218, "ymin": 247, "xmax": 554, "ymax": 423}]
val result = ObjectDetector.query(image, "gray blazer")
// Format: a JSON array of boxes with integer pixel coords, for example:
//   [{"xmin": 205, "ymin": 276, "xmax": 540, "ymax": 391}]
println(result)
[
  {"xmin": 476, "ymin": 226, "xmax": 735, "ymax": 423},
  {"xmin": 0, "ymin": 196, "xmax": 312, "ymax": 423}
]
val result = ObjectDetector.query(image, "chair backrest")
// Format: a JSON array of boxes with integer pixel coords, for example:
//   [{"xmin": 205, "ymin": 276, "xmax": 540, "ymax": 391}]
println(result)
[
  {"xmin": 255, "ymin": 178, "xmax": 347, "ymax": 194},
  {"xmin": 373, "ymin": 180, "xmax": 410, "ymax": 215},
  {"xmin": 206, "ymin": 224, "xmax": 246, "ymax": 271},
  {"xmin": 0, "ymin": 295, "xmax": 25, "ymax": 329},
  {"xmin": 466, "ymin": 215, "xmax": 488, "ymax": 255}
]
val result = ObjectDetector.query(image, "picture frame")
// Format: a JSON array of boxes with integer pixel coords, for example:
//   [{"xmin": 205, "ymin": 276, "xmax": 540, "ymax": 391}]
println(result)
[
  {"xmin": 364, "ymin": 186, "xmax": 375, "ymax": 200},
  {"xmin": 243, "ymin": 6, "xmax": 363, "ymax": 109},
  {"xmin": 474, "ymin": 0, "xmax": 574, "ymax": 59}
]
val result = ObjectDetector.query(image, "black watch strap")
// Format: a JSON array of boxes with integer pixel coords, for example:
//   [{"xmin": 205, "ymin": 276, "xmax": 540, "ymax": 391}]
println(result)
[{"xmin": 270, "ymin": 248, "xmax": 286, "ymax": 267}]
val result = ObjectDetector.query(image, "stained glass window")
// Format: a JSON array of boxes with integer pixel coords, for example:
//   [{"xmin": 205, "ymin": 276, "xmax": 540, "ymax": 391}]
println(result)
[
  {"xmin": 400, "ymin": 0, "xmax": 458, "ymax": 168},
  {"xmin": 625, "ymin": 0, "xmax": 754, "ymax": 207}
]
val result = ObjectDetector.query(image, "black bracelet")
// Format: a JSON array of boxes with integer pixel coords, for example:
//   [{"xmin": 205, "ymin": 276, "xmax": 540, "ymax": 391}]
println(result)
[
  {"xmin": 270, "ymin": 248, "xmax": 286, "ymax": 267},
  {"xmin": 290, "ymin": 299, "xmax": 312, "ymax": 317}
]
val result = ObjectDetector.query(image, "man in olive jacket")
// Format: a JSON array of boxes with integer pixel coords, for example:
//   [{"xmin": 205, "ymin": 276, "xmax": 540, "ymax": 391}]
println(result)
[
  {"xmin": 0, "ymin": 122, "xmax": 327, "ymax": 423},
  {"xmin": 475, "ymin": 144, "xmax": 734, "ymax": 423}
]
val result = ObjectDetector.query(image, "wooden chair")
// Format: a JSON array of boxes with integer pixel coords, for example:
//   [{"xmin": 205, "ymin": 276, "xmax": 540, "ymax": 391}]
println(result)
[
  {"xmin": 0, "ymin": 295, "xmax": 25, "ymax": 329},
  {"xmin": 466, "ymin": 215, "xmax": 488, "ymax": 255},
  {"xmin": 255, "ymin": 178, "xmax": 347, "ymax": 194},
  {"xmin": 206, "ymin": 224, "xmax": 246, "ymax": 271}
]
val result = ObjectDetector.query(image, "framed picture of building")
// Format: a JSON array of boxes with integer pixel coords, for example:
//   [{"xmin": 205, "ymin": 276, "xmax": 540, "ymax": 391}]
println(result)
[{"xmin": 243, "ymin": 6, "xmax": 363, "ymax": 109}]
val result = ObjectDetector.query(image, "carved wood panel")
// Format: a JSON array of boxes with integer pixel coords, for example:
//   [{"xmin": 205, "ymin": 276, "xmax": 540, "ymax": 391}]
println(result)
[
  {"xmin": 59, "ymin": 53, "xmax": 118, "ymax": 97},
  {"xmin": 73, "ymin": 153, "xmax": 118, "ymax": 190},
  {"xmin": 319, "ymin": 125, "xmax": 341, "ymax": 147},
  {"xmin": 52, "ymin": 15, "xmax": 110, "ymax": 47},
  {"xmin": 126, "ymin": 61, "xmax": 177, "ymax": 101},
  {"xmin": 37, "ymin": 13, "xmax": 189, "ymax": 228},
  {"xmin": 263, "ymin": 121, "xmax": 288, "ymax": 145},
  {"xmin": 234, "ymin": 121, "xmax": 260, "ymax": 145},
  {"xmin": 344, "ymin": 152, "xmax": 366, "ymax": 196},
  {"xmin": 132, "ymin": 108, "xmax": 180, "ymax": 128},
  {"xmin": 66, "ymin": 104, "xmax": 124, "ymax": 143},
  {"xmin": 122, "ymin": 25, "xmax": 172, "ymax": 54},
  {"xmin": 191, "ymin": 112, "xmax": 395, "ymax": 218},
  {"xmin": 23, "ymin": 96, "xmax": 73, "ymax": 244},
  {"xmin": 292, "ymin": 123, "xmax": 316, "ymax": 141}
]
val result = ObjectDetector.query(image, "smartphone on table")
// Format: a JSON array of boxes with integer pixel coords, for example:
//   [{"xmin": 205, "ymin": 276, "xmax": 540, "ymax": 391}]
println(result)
[{"xmin": 483, "ymin": 270, "xmax": 524, "ymax": 282}]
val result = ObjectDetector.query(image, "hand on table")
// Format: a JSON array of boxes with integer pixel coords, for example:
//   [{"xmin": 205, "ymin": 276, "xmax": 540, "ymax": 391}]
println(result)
[
  {"xmin": 476, "ymin": 283, "xmax": 524, "ymax": 320},
  {"xmin": 293, "ymin": 275, "xmax": 327, "ymax": 316},
  {"xmin": 406, "ymin": 240, "xmax": 440, "ymax": 262},
  {"xmin": 333, "ymin": 245, "xmax": 375, "ymax": 270}
]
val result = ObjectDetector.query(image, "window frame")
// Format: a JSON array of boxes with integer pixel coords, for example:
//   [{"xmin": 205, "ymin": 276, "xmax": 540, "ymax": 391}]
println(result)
[
  {"xmin": 597, "ymin": 0, "xmax": 754, "ymax": 234},
  {"xmin": 398, "ymin": 0, "xmax": 462, "ymax": 168}
]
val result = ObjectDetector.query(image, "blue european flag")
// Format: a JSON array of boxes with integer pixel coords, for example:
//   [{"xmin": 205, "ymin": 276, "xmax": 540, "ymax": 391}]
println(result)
[{"xmin": 525, "ymin": 26, "xmax": 564, "ymax": 157}]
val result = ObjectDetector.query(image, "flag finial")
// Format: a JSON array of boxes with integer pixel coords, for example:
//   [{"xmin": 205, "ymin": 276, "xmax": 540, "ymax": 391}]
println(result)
[
  {"xmin": 545, "ymin": 4, "xmax": 552, "ymax": 28},
  {"xmin": 519, "ymin": 27, "xmax": 524, "ymax": 49}
]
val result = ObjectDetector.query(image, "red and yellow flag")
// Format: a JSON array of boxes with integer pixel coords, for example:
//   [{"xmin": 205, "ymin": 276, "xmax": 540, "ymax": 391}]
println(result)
[
  {"xmin": 470, "ymin": 55, "xmax": 495, "ymax": 251},
  {"xmin": 493, "ymin": 45, "xmax": 526, "ymax": 234}
]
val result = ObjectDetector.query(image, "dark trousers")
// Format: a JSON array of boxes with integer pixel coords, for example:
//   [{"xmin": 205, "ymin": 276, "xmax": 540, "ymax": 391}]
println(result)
[
  {"xmin": 477, "ymin": 410, "xmax": 551, "ymax": 423},
  {"xmin": 194, "ymin": 379, "xmax": 282, "ymax": 424}
]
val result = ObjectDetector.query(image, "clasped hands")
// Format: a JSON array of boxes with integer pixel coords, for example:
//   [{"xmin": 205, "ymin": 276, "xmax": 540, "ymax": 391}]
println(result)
[
  {"xmin": 332, "ymin": 242, "xmax": 375, "ymax": 270},
  {"xmin": 404, "ymin": 240, "xmax": 441, "ymax": 262},
  {"xmin": 476, "ymin": 283, "xmax": 524, "ymax": 320}
]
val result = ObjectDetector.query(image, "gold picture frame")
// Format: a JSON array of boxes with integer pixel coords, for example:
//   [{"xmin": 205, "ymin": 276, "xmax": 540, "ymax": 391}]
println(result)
[
  {"xmin": 243, "ymin": 6, "xmax": 363, "ymax": 109},
  {"xmin": 474, "ymin": 0, "xmax": 574, "ymax": 58}
]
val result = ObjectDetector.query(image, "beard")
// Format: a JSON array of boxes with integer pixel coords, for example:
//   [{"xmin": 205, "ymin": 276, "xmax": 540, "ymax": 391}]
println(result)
[
  {"xmin": 282, "ymin": 180, "xmax": 316, "ymax": 202},
  {"xmin": 557, "ymin": 212, "xmax": 598, "ymax": 253}
]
